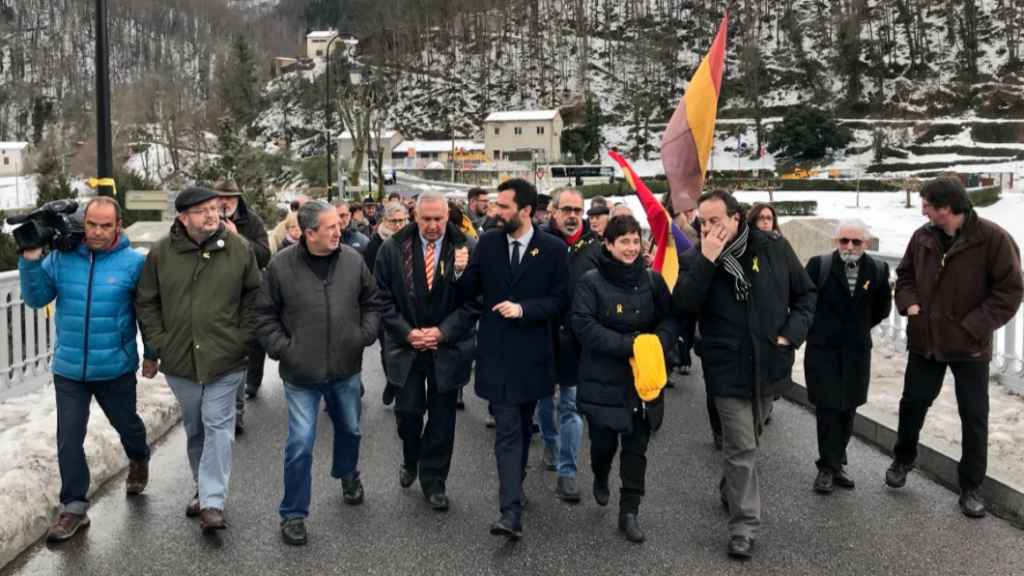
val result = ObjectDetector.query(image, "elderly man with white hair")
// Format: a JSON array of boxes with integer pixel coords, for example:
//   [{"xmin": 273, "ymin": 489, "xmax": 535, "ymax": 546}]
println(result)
[{"xmin": 802, "ymin": 219, "xmax": 892, "ymax": 494}]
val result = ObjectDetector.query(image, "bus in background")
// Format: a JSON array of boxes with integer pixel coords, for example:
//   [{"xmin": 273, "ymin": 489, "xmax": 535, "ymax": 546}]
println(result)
[{"xmin": 537, "ymin": 164, "xmax": 617, "ymax": 191}]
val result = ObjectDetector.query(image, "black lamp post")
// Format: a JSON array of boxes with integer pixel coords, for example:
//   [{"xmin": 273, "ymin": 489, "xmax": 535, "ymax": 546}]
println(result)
[
  {"xmin": 324, "ymin": 34, "xmax": 345, "ymax": 203},
  {"xmin": 95, "ymin": 0, "xmax": 113, "ymax": 197}
]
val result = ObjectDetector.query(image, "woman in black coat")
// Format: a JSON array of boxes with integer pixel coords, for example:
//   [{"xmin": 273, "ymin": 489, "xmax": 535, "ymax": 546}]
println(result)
[{"xmin": 572, "ymin": 215, "xmax": 678, "ymax": 544}]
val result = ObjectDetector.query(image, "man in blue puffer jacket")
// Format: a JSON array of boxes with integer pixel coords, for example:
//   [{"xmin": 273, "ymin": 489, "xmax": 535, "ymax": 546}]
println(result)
[{"xmin": 18, "ymin": 196, "xmax": 150, "ymax": 544}]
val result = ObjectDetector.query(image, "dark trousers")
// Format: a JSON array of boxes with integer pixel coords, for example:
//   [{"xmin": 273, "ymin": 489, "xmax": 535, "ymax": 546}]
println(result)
[
  {"xmin": 491, "ymin": 401, "xmax": 536, "ymax": 516},
  {"xmin": 588, "ymin": 414, "xmax": 651, "ymax": 514},
  {"xmin": 246, "ymin": 340, "xmax": 266, "ymax": 391},
  {"xmin": 815, "ymin": 407, "xmax": 854, "ymax": 472},
  {"xmin": 394, "ymin": 355, "xmax": 458, "ymax": 496},
  {"xmin": 894, "ymin": 353, "xmax": 990, "ymax": 490},
  {"xmin": 54, "ymin": 372, "xmax": 150, "ymax": 513}
]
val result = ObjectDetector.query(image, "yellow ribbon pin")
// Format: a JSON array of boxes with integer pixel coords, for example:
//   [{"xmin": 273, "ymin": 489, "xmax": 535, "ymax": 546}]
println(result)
[
  {"xmin": 864, "ymin": 279, "xmax": 871, "ymax": 290},
  {"xmin": 530, "ymin": 248, "xmax": 539, "ymax": 257},
  {"xmin": 752, "ymin": 257, "xmax": 760, "ymax": 273},
  {"xmin": 616, "ymin": 304, "xmax": 624, "ymax": 314}
]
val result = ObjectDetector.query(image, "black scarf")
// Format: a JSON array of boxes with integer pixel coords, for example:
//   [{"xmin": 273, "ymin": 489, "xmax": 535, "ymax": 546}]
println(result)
[
  {"xmin": 720, "ymin": 223, "xmax": 751, "ymax": 302},
  {"xmin": 597, "ymin": 246, "xmax": 645, "ymax": 289}
]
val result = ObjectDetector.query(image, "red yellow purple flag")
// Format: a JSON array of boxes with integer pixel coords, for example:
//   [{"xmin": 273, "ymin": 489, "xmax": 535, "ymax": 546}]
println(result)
[
  {"xmin": 608, "ymin": 150, "xmax": 679, "ymax": 291},
  {"xmin": 661, "ymin": 10, "xmax": 729, "ymax": 214}
]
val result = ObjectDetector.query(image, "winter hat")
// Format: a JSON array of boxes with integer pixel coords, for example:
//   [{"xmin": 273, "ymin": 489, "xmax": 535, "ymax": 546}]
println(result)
[
  {"xmin": 175, "ymin": 186, "xmax": 220, "ymax": 212},
  {"xmin": 629, "ymin": 334, "xmax": 667, "ymax": 402}
]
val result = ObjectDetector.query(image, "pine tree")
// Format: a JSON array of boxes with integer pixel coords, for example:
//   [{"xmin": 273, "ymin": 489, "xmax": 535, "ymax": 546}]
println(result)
[
  {"xmin": 34, "ymin": 146, "xmax": 74, "ymax": 207},
  {"xmin": 218, "ymin": 35, "xmax": 263, "ymax": 136}
]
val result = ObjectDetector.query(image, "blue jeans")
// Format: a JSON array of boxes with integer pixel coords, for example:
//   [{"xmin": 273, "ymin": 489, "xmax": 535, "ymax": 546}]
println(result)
[
  {"xmin": 557, "ymin": 386, "xmax": 582, "ymax": 478},
  {"xmin": 535, "ymin": 396, "xmax": 558, "ymax": 450},
  {"xmin": 55, "ymin": 372, "xmax": 150, "ymax": 515},
  {"xmin": 280, "ymin": 374, "xmax": 362, "ymax": 520},
  {"xmin": 166, "ymin": 370, "xmax": 243, "ymax": 510}
]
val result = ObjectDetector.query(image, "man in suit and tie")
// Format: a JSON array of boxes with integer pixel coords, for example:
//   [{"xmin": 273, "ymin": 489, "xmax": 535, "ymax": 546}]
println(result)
[
  {"xmin": 373, "ymin": 192, "xmax": 478, "ymax": 511},
  {"xmin": 458, "ymin": 178, "xmax": 569, "ymax": 539}
]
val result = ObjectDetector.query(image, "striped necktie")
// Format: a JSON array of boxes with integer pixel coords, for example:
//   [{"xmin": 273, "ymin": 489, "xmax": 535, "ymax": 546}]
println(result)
[{"xmin": 425, "ymin": 241, "xmax": 436, "ymax": 291}]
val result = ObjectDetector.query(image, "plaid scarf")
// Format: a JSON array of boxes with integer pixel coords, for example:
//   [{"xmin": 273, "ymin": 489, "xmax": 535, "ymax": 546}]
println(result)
[{"xmin": 720, "ymin": 224, "xmax": 751, "ymax": 302}]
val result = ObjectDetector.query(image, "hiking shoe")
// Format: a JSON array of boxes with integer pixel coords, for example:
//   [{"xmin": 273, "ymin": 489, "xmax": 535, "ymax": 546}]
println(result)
[
  {"xmin": 126, "ymin": 459, "xmax": 149, "ymax": 495},
  {"xmin": 342, "ymin": 472, "xmax": 364, "ymax": 505},
  {"xmin": 281, "ymin": 517, "xmax": 308, "ymax": 545},
  {"xmin": 46, "ymin": 512, "xmax": 90, "ymax": 543}
]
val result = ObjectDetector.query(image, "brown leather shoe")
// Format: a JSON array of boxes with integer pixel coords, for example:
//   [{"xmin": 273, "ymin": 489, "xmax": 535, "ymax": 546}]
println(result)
[
  {"xmin": 199, "ymin": 508, "xmax": 227, "ymax": 533},
  {"xmin": 126, "ymin": 460, "xmax": 149, "ymax": 495},
  {"xmin": 186, "ymin": 493, "xmax": 200, "ymax": 517},
  {"xmin": 46, "ymin": 512, "xmax": 90, "ymax": 543}
]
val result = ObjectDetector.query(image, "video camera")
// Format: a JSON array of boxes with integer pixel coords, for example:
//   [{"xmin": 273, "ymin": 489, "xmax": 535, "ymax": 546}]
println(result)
[{"xmin": 6, "ymin": 199, "xmax": 85, "ymax": 252}]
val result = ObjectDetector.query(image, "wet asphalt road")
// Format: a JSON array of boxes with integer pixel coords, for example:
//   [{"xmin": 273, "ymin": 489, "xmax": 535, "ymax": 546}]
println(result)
[{"xmin": 4, "ymin": 345, "xmax": 1023, "ymax": 576}]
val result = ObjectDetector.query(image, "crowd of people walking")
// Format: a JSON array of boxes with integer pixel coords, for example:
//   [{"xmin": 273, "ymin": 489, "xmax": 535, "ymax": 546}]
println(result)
[{"xmin": 18, "ymin": 173, "xmax": 1021, "ymax": 559}]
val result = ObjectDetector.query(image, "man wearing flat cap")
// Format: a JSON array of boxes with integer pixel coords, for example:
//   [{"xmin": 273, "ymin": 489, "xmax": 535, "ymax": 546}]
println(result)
[
  {"xmin": 136, "ymin": 185, "xmax": 262, "ymax": 534},
  {"xmin": 214, "ymin": 178, "xmax": 271, "ymax": 430}
]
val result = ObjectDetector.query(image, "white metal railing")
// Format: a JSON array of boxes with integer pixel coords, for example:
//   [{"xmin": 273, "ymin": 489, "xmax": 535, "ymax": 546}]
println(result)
[
  {"xmin": 0, "ymin": 269, "xmax": 55, "ymax": 394},
  {"xmin": 871, "ymin": 252, "xmax": 1024, "ymax": 384}
]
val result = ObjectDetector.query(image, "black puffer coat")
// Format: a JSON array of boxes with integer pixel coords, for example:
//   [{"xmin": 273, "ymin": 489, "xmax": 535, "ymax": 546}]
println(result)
[{"xmin": 572, "ymin": 248, "xmax": 678, "ymax": 433}]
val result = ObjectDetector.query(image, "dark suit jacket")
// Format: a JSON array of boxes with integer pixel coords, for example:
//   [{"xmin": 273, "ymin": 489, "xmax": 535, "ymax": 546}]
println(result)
[
  {"xmin": 374, "ymin": 222, "xmax": 478, "ymax": 393},
  {"xmin": 458, "ymin": 227, "xmax": 569, "ymax": 404}
]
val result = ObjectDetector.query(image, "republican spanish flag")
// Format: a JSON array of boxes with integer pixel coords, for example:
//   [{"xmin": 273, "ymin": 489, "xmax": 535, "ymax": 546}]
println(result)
[
  {"xmin": 662, "ymin": 10, "xmax": 729, "ymax": 214},
  {"xmin": 608, "ymin": 150, "xmax": 680, "ymax": 291}
]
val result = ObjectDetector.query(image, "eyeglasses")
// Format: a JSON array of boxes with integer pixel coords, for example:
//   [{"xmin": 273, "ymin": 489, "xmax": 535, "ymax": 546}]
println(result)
[
  {"xmin": 838, "ymin": 238, "xmax": 864, "ymax": 246},
  {"xmin": 757, "ymin": 215, "xmax": 774, "ymax": 222},
  {"xmin": 387, "ymin": 218, "xmax": 408, "ymax": 225},
  {"xmin": 558, "ymin": 207, "xmax": 584, "ymax": 215},
  {"xmin": 187, "ymin": 206, "xmax": 220, "ymax": 216}
]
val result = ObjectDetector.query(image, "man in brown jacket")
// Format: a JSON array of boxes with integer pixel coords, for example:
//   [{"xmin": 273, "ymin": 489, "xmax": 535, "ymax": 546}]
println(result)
[{"xmin": 887, "ymin": 176, "xmax": 1023, "ymax": 519}]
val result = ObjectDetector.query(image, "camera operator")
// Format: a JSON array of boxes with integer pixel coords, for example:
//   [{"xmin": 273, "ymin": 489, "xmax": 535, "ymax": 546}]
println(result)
[{"xmin": 18, "ymin": 196, "xmax": 150, "ymax": 544}]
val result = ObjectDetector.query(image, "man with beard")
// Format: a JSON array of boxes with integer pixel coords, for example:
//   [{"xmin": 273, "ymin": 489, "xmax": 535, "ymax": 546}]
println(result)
[
  {"xmin": 886, "ymin": 176, "xmax": 1022, "ymax": 518},
  {"xmin": 467, "ymin": 187, "xmax": 489, "ymax": 230},
  {"xmin": 536, "ymin": 188, "xmax": 600, "ymax": 502},
  {"xmin": 457, "ymin": 178, "xmax": 568, "ymax": 539},
  {"xmin": 673, "ymin": 190, "xmax": 815, "ymax": 559},
  {"xmin": 215, "ymin": 178, "xmax": 271, "ymax": 426},
  {"xmin": 136, "ymin": 186, "xmax": 262, "ymax": 533},
  {"xmin": 804, "ymin": 220, "xmax": 891, "ymax": 494}
]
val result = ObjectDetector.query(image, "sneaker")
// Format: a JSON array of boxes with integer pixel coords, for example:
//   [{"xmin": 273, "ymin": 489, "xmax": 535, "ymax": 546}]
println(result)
[
  {"xmin": 959, "ymin": 488, "xmax": 987, "ymax": 518},
  {"xmin": 126, "ymin": 460, "xmax": 149, "ymax": 495},
  {"xmin": 885, "ymin": 461, "xmax": 913, "ymax": 488},
  {"xmin": 281, "ymin": 517, "xmax": 308, "ymax": 545},
  {"xmin": 342, "ymin": 472, "xmax": 364, "ymax": 505},
  {"xmin": 46, "ymin": 512, "xmax": 90, "ymax": 543}
]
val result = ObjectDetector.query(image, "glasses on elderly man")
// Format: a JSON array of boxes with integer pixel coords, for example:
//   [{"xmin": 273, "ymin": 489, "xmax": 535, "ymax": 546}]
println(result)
[{"xmin": 838, "ymin": 238, "xmax": 864, "ymax": 246}]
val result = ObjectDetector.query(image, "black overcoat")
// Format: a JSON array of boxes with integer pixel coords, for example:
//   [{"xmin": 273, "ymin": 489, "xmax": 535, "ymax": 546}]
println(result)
[
  {"xmin": 457, "ymin": 227, "xmax": 569, "ymax": 404},
  {"xmin": 804, "ymin": 252, "xmax": 892, "ymax": 410}
]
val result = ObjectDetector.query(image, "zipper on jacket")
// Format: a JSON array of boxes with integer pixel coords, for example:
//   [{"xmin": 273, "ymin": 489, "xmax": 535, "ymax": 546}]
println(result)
[
  {"xmin": 81, "ymin": 251, "xmax": 96, "ymax": 381},
  {"xmin": 324, "ymin": 278, "xmax": 331, "ymax": 379}
]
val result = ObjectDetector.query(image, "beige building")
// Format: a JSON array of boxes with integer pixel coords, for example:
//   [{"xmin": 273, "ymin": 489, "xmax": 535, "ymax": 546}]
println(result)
[
  {"xmin": 391, "ymin": 139, "xmax": 484, "ymax": 166},
  {"xmin": 483, "ymin": 110, "xmax": 563, "ymax": 163},
  {"xmin": 306, "ymin": 31, "xmax": 357, "ymax": 60},
  {"xmin": 0, "ymin": 142, "xmax": 28, "ymax": 178}
]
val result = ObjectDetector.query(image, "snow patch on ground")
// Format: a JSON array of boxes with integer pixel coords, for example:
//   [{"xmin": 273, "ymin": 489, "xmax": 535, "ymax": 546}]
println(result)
[
  {"xmin": 0, "ymin": 373, "xmax": 181, "ymax": 569},
  {"xmin": 0, "ymin": 176, "xmax": 37, "ymax": 210}
]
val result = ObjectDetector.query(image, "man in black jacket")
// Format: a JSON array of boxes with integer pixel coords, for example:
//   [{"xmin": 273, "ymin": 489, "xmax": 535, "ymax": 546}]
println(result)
[
  {"xmin": 457, "ymin": 178, "xmax": 569, "ymax": 539},
  {"xmin": 673, "ymin": 190, "xmax": 815, "ymax": 560},
  {"xmin": 374, "ymin": 192, "xmax": 477, "ymax": 511},
  {"xmin": 804, "ymin": 220, "xmax": 891, "ymax": 494},
  {"xmin": 538, "ymin": 188, "xmax": 600, "ymax": 502},
  {"xmin": 254, "ymin": 201, "xmax": 381, "ymax": 546},
  {"xmin": 215, "ymin": 178, "xmax": 271, "ymax": 432}
]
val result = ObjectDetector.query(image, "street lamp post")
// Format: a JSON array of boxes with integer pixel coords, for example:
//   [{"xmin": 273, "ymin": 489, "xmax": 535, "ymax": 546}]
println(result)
[
  {"xmin": 95, "ymin": 0, "xmax": 114, "ymax": 197},
  {"xmin": 324, "ymin": 33, "xmax": 345, "ymax": 203}
]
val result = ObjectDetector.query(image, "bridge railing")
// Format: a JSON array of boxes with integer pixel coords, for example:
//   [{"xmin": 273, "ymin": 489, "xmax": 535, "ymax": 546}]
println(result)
[
  {"xmin": 0, "ymin": 269, "xmax": 55, "ymax": 396},
  {"xmin": 870, "ymin": 252, "xmax": 1024, "ymax": 383}
]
